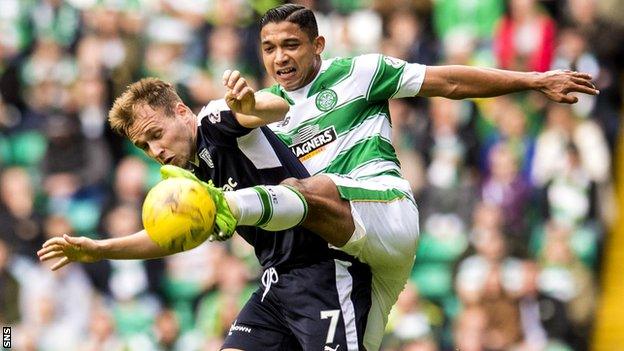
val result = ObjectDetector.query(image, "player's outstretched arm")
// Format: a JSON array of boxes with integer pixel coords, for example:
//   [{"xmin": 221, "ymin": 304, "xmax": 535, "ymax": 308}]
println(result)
[
  {"xmin": 37, "ymin": 230, "xmax": 176, "ymax": 271},
  {"xmin": 222, "ymin": 69, "xmax": 289, "ymax": 128},
  {"xmin": 418, "ymin": 66, "xmax": 599, "ymax": 104}
]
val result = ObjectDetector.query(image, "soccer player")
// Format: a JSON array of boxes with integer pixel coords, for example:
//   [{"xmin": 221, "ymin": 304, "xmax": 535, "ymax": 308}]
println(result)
[
  {"xmin": 242, "ymin": 4, "xmax": 598, "ymax": 350},
  {"xmin": 38, "ymin": 79, "xmax": 373, "ymax": 350}
]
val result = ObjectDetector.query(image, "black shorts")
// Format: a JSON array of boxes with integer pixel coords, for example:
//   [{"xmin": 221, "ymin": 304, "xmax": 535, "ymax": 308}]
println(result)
[{"xmin": 221, "ymin": 258, "xmax": 372, "ymax": 351}]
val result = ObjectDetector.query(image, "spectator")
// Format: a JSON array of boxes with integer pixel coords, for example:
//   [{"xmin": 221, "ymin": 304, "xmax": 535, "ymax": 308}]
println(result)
[
  {"xmin": 0, "ymin": 167, "xmax": 44, "ymax": 259},
  {"xmin": 481, "ymin": 142, "xmax": 532, "ymax": 243},
  {"xmin": 78, "ymin": 304, "xmax": 125, "ymax": 351},
  {"xmin": 516, "ymin": 260, "xmax": 571, "ymax": 349},
  {"xmin": 0, "ymin": 238, "xmax": 20, "ymax": 325},
  {"xmin": 495, "ymin": 0, "xmax": 556, "ymax": 72}
]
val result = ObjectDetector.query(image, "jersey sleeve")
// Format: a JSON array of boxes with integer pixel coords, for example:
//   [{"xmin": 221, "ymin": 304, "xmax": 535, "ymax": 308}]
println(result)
[
  {"xmin": 360, "ymin": 54, "xmax": 427, "ymax": 102},
  {"xmin": 196, "ymin": 99, "xmax": 253, "ymax": 142}
]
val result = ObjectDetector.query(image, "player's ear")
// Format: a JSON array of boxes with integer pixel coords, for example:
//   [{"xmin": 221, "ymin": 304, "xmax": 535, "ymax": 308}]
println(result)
[
  {"xmin": 174, "ymin": 102, "xmax": 189, "ymax": 118},
  {"xmin": 313, "ymin": 36, "xmax": 325, "ymax": 56}
]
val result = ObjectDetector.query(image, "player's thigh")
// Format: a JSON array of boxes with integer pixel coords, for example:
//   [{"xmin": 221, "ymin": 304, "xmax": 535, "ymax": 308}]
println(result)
[
  {"xmin": 222, "ymin": 290, "xmax": 302, "ymax": 351},
  {"xmin": 281, "ymin": 175, "xmax": 354, "ymax": 246},
  {"xmin": 278, "ymin": 259, "xmax": 372, "ymax": 351},
  {"xmin": 320, "ymin": 175, "xmax": 420, "ymax": 266},
  {"xmin": 354, "ymin": 198, "xmax": 420, "ymax": 268}
]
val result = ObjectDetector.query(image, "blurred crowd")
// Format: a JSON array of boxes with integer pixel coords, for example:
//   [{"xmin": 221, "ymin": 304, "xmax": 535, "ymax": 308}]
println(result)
[{"xmin": 0, "ymin": 0, "xmax": 622, "ymax": 350}]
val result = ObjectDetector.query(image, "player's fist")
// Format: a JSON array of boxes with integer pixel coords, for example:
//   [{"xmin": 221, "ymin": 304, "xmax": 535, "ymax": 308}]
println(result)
[{"xmin": 223, "ymin": 69, "xmax": 256, "ymax": 115}]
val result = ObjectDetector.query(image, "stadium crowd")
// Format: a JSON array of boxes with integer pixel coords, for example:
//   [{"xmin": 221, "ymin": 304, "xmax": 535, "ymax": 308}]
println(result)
[{"xmin": 0, "ymin": 0, "xmax": 623, "ymax": 350}]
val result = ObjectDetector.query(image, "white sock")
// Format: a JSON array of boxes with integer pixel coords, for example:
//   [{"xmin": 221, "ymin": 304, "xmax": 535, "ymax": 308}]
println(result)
[{"xmin": 224, "ymin": 185, "xmax": 307, "ymax": 231}]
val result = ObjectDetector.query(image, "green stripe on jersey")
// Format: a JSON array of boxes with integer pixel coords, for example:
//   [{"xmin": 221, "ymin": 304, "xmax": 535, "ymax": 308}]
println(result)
[
  {"xmin": 323, "ymin": 136, "xmax": 400, "ymax": 175},
  {"xmin": 273, "ymin": 98, "xmax": 389, "ymax": 145},
  {"xmin": 336, "ymin": 185, "xmax": 407, "ymax": 202},
  {"xmin": 308, "ymin": 57, "xmax": 355, "ymax": 97},
  {"xmin": 253, "ymin": 186, "xmax": 273, "ymax": 227},
  {"xmin": 366, "ymin": 56, "xmax": 406, "ymax": 102}
]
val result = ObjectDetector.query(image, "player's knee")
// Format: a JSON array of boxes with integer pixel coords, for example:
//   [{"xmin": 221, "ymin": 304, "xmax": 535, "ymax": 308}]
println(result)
[
  {"xmin": 281, "ymin": 177, "xmax": 306, "ymax": 193},
  {"xmin": 281, "ymin": 176, "xmax": 337, "ymax": 202},
  {"xmin": 281, "ymin": 177, "xmax": 316, "ymax": 202}
]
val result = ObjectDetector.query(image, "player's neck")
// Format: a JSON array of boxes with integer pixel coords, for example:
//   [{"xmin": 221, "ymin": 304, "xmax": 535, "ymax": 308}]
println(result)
[{"xmin": 189, "ymin": 113, "xmax": 199, "ymax": 160}]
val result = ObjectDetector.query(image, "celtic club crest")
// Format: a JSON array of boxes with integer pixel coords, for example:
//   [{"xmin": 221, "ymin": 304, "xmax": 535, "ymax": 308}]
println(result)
[{"xmin": 315, "ymin": 89, "xmax": 338, "ymax": 112}]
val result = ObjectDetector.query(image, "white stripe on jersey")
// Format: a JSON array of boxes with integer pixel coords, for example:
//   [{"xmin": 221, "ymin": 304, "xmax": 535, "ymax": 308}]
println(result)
[
  {"xmin": 237, "ymin": 129, "xmax": 283, "ymax": 169},
  {"xmin": 304, "ymin": 113, "xmax": 393, "ymax": 176}
]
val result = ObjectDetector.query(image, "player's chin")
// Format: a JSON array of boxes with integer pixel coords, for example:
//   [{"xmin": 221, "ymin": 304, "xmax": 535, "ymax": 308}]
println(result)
[
  {"xmin": 274, "ymin": 74, "xmax": 299, "ymax": 90},
  {"xmin": 277, "ymin": 78, "xmax": 299, "ymax": 91},
  {"xmin": 166, "ymin": 156, "xmax": 186, "ymax": 168}
]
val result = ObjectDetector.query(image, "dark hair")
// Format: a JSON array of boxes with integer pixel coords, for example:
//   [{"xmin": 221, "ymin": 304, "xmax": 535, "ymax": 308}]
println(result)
[{"xmin": 260, "ymin": 4, "xmax": 318, "ymax": 40}]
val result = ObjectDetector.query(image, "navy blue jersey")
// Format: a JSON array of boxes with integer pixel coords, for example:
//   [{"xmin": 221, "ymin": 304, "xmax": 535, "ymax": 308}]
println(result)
[{"xmin": 191, "ymin": 100, "xmax": 335, "ymax": 269}]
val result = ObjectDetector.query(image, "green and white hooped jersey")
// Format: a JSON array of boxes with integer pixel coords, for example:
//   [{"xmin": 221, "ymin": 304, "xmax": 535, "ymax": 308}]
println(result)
[{"xmin": 265, "ymin": 54, "xmax": 426, "ymax": 189}]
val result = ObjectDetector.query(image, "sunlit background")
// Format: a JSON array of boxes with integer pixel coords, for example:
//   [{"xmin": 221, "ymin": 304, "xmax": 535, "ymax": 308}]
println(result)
[{"xmin": 0, "ymin": 0, "xmax": 623, "ymax": 350}]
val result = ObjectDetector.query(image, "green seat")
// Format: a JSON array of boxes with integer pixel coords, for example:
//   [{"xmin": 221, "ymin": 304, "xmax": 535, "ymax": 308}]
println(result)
[
  {"xmin": 0, "ymin": 135, "xmax": 11, "ymax": 165},
  {"xmin": 67, "ymin": 200, "xmax": 101, "ymax": 235},
  {"xmin": 416, "ymin": 232, "xmax": 467, "ymax": 263},
  {"xmin": 196, "ymin": 286, "xmax": 255, "ymax": 337},
  {"xmin": 569, "ymin": 225, "xmax": 598, "ymax": 268},
  {"xmin": 530, "ymin": 223, "xmax": 598, "ymax": 268},
  {"xmin": 112, "ymin": 301, "xmax": 156, "ymax": 337},
  {"xmin": 162, "ymin": 278, "xmax": 205, "ymax": 333},
  {"xmin": 410, "ymin": 263, "xmax": 453, "ymax": 300},
  {"xmin": 9, "ymin": 130, "xmax": 47, "ymax": 166},
  {"xmin": 146, "ymin": 162, "xmax": 162, "ymax": 188}
]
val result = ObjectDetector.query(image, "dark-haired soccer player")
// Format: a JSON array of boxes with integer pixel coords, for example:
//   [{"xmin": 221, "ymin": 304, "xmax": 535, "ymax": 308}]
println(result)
[
  {"xmin": 247, "ymin": 4, "xmax": 598, "ymax": 350},
  {"xmin": 39, "ymin": 4, "xmax": 598, "ymax": 350}
]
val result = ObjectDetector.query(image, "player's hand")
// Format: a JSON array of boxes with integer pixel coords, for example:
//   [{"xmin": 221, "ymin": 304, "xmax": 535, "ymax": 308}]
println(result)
[
  {"xmin": 223, "ymin": 69, "xmax": 256, "ymax": 115},
  {"xmin": 37, "ymin": 234, "xmax": 102, "ymax": 271},
  {"xmin": 160, "ymin": 165, "xmax": 237, "ymax": 242},
  {"xmin": 537, "ymin": 70, "xmax": 599, "ymax": 104}
]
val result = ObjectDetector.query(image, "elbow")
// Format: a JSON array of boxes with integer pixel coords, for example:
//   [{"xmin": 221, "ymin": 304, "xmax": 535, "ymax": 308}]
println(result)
[
  {"xmin": 446, "ymin": 84, "xmax": 466, "ymax": 100},
  {"xmin": 443, "ymin": 76, "xmax": 466, "ymax": 100}
]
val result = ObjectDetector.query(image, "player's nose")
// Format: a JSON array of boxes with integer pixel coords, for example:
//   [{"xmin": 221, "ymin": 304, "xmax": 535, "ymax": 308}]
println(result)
[
  {"xmin": 274, "ymin": 48, "xmax": 289, "ymax": 65},
  {"xmin": 148, "ymin": 142, "xmax": 165, "ymax": 161}
]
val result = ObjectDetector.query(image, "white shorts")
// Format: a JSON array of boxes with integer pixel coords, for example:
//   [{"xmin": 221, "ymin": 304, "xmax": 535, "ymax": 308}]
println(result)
[{"xmin": 324, "ymin": 173, "xmax": 420, "ymax": 350}]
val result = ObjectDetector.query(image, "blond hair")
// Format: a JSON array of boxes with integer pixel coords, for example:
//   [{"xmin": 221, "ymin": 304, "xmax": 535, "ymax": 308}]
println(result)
[{"xmin": 108, "ymin": 78, "xmax": 182, "ymax": 136}]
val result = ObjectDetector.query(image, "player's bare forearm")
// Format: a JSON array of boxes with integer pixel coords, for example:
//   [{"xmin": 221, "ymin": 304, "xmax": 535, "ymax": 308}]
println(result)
[
  {"xmin": 223, "ymin": 69, "xmax": 289, "ymax": 128},
  {"xmin": 38, "ymin": 230, "xmax": 177, "ymax": 271},
  {"xmin": 419, "ymin": 65, "xmax": 599, "ymax": 103},
  {"xmin": 97, "ymin": 230, "xmax": 177, "ymax": 259},
  {"xmin": 249, "ymin": 91, "xmax": 289, "ymax": 122}
]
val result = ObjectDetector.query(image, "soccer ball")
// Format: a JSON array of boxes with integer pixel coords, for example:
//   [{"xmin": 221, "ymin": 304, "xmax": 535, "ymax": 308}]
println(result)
[{"xmin": 142, "ymin": 178, "xmax": 216, "ymax": 251}]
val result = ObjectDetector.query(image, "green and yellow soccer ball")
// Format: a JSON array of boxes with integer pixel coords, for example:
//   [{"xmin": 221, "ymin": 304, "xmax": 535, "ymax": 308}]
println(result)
[{"xmin": 142, "ymin": 178, "xmax": 216, "ymax": 251}]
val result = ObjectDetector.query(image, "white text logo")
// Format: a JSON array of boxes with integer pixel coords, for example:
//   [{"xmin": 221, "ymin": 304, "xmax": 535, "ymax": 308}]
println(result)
[
  {"xmin": 223, "ymin": 177, "xmax": 238, "ymax": 191},
  {"xmin": 228, "ymin": 320, "xmax": 252, "ymax": 335},
  {"xmin": 199, "ymin": 149, "xmax": 214, "ymax": 168}
]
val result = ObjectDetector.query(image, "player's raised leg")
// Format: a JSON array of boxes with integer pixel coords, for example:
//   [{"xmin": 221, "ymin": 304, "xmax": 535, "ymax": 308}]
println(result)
[
  {"xmin": 281, "ymin": 175, "xmax": 355, "ymax": 247},
  {"xmin": 285, "ymin": 173, "xmax": 421, "ymax": 350},
  {"xmin": 160, "ymin": 165, "xmax": 308, "ymax": 240}
]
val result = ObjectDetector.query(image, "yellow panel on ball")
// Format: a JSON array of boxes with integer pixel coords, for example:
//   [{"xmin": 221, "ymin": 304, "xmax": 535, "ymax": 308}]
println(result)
[{"xmin": 142, "ymin": 178, "xmax": 216, "ymax": 251}]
